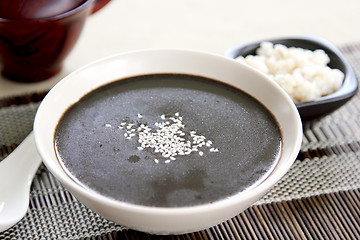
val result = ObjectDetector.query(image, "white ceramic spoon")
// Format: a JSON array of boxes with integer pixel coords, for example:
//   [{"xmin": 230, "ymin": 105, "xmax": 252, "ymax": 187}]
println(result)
[{"xmin": 0, "ymin": 132, "xmax": 42, "ymax": 232}]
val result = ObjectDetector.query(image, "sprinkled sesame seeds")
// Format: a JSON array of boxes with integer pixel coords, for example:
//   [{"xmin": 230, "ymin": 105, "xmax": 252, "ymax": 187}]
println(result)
[{"xmin": 111, "ymin": 112, "xmax": 219, "ymax": 164}]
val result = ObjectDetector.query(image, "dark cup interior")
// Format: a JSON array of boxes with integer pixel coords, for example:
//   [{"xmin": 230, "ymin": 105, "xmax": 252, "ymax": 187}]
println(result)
[{"xmin": 225, "ymin": 35, "xmax": 358, "ymax": 121}]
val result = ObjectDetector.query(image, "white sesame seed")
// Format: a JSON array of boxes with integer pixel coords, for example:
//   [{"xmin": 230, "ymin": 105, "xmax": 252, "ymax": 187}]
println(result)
[
  {"xmin": 137, "ymin": 113, "xmax": 143, "ymax": 118},
  {"xmin": 199, "ymin": 151, "xmax": 204, "ymax": 156},
  {"xmin": 154, "ymin": 159, "xmax": 159, "ymax": 164},
  {"xmin": 210, "ymin": 147, "xmax": 219, "ymax": 152},
  {"xmin": 105, "ymin": 124, "xmax": 112, "ymax": 127},
  {"xmin": 165, "ymin": 160, "xmax": 171, "ymax": 163}
]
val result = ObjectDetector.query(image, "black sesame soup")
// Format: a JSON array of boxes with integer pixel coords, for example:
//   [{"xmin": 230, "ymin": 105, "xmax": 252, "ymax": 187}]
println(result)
[{"xmin": 54, "ymin": 74, "xmax": 282, "ymax": 207}]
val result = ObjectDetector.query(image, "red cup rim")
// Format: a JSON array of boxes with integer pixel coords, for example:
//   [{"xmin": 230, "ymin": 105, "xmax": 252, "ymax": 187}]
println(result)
[{"xmin": 0, "ymin": 0, "xmax": 95, "ymax": 22}]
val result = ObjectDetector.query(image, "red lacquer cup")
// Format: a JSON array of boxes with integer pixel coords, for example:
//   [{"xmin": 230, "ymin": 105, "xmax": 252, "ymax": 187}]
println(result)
[{"xmin": 0, "ymin": 0, "xmax": 111, "ymax": 82}]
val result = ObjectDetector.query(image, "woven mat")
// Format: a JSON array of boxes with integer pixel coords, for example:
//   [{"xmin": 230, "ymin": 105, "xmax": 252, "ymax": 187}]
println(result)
[{"xmin": 1, "ymin": 43, "xmax": 360, "ymax": 239}]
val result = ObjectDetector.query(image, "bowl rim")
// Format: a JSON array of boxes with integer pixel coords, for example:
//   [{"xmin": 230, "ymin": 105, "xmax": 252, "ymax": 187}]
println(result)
[{"xmin": 34, "ymin": 48, "xmax": 303, "ymax": 233}]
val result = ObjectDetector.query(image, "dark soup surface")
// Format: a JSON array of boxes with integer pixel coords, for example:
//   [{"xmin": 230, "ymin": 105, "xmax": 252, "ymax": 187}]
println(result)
[{"xmin": 54, "ymin": 74, "xmax": 282, "ymax": 207}]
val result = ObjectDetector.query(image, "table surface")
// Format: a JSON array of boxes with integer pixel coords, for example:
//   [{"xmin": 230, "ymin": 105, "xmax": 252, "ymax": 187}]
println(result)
[
  {"xmin": 2, "ymin": 1, "xmax": 360, "ymax": 239},
  {"xmin": 0, "ymin": 0, "xmax": 360, "ymax": 97}
]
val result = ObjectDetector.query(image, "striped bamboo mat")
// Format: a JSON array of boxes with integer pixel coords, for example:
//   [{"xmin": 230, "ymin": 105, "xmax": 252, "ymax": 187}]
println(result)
[{"xmin": 1, "ymin": 43, "xmax": 360, "ymax": 239}]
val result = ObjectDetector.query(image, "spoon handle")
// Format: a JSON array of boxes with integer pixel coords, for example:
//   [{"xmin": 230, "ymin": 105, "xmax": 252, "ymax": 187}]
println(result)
[
  {"xmin": 0, "ymin": 131, "xmax": 42, "ymax": 232},
  {"xmin": 1, "ymin": 132, "xmax": 42, "ymax": 184}
]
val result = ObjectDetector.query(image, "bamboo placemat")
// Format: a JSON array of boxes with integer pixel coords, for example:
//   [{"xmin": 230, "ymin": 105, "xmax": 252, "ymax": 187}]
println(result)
[{"xmin": 1, "ymin": 43, "xmax": 360, "ymax": 239}]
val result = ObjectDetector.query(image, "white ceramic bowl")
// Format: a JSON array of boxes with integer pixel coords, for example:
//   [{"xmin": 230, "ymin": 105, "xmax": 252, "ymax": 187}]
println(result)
[{"xmin": 34, "ymin": 49, "xmax": 302, "ymax": 234}]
